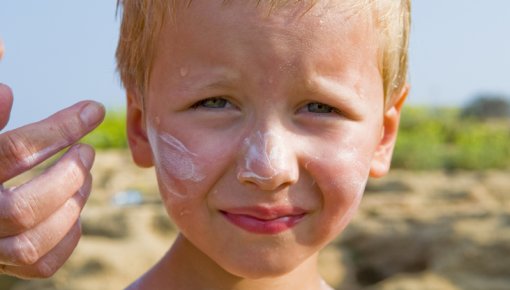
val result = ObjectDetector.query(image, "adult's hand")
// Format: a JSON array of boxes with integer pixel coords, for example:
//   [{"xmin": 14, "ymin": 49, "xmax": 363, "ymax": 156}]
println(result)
[
  {"xmin": 0, "ymin": 38, "xmax": 4, "ymax": 60},
  {"xmin": 0, "ymin": 83, "xmax": 105, "ymax": 278}
]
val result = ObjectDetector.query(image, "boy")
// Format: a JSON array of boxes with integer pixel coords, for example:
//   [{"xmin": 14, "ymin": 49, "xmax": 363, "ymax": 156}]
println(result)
[
  {"xmin": 0, "ymin": 0, "xmax": 410, "ymax": 289},
  {"xmin": 118, "ymin": 0, "xmax": 409, "ymax": 289}
]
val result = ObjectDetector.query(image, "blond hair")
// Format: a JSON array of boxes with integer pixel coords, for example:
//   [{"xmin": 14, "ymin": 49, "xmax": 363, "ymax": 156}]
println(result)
[{"xmin": 116, "ymin": 0, "xmax": 410, "ymax": 108}]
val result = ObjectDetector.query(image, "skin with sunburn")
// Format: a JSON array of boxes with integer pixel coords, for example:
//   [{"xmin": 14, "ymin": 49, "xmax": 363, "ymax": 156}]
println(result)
[{"xmin": 125, "ymin": 1, "xmax": 407, "ymax": 290}]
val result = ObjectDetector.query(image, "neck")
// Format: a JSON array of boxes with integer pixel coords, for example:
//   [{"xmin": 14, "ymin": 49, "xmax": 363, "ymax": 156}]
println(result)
[{"xmin": 127, "ymin": 233, "xmax": 331, "ymax": 290}]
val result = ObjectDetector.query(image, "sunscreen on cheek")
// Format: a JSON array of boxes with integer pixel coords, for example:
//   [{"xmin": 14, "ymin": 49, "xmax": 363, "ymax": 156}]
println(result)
[
  {"xmin": 147, "ymin": 125, "xmax": 205, "ymax": 199},
  {"xmin": 157, "ymin": 133, "xmax": 205, "ymax": 182}
]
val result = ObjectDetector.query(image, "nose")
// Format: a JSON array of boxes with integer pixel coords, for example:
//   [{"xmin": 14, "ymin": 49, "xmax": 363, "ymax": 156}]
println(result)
[{"xmin": 237, "ymin": 131, "xmax": 298, "ymax": 191}]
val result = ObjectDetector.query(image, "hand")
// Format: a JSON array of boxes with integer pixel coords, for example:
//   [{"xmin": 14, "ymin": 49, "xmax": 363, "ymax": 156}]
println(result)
[
  {"xmin": 0, "ymin": 83, "xmax": 105, "ymax": 278},
  {"xmin": 0, "ymin": 38, "xmax": 4, "ymax": 60}
]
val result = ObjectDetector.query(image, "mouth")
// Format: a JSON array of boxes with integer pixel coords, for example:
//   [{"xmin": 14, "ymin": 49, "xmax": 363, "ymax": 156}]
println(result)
[{"xmin": 220, "ymin": 206, "xmax": 307, "ymax": 235}]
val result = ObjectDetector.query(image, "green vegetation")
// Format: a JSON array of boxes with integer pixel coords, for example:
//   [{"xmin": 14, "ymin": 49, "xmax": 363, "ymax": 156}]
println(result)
[
  {"xmin": 81, "ymin": 109, "xmax": 128, "ymax": 149},
  {"xmin": 83, "ymin": 106, "xmax": 510, "ymax": 170},
  {"xmin": 393, "ymin": 106, "xmax": 510, "ymax": 170}
]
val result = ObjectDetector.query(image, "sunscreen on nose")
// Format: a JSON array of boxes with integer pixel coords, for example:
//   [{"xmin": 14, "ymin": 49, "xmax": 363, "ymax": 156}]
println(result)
[{"xmin": 238, "ymin": 131, "xmax": 286, "ymax": 182}]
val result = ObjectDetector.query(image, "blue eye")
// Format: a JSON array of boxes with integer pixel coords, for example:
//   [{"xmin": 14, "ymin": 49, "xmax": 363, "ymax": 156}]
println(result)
[
  {"xmin": 306, "ymin": 102, "xmax": 337, "ymax": 114},
  {"xmin": 193, "ymin": 97, "xmax": 230, "ymax": 109}
]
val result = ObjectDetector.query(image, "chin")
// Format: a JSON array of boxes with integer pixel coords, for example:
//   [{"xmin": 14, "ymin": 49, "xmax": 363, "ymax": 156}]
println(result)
[
  {"xmin": 227, "ymin": 265, "xmax": 296, "ymax": 280},
  {"xmin": 219, "ymin": 252, "xmax": 310, "ymax": 280}
]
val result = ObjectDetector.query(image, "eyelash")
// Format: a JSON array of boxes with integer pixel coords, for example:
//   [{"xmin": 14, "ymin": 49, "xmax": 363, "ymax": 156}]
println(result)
[
  {"xmin": 191, "ymin": 98, "xmax": 340, "ymax": 116},
  {"xmin": 305, "ymin": 102, "xmax": 340, "ymax": 114},
  {"xmin": 191, "ymin": 97, "xmax": 232, "ymax": 109}
]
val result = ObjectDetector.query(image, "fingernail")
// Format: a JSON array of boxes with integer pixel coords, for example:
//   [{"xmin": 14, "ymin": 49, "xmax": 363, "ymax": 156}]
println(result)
[
  {"xmin": 80, "ymin": 102, "xmax": 105, "ymax": 127},
  {"xmin": 78, "ymin": 144, "xmax": 95, "ymax": 169}
]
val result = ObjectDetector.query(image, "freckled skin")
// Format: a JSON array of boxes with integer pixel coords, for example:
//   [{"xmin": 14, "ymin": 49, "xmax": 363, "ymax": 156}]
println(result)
[{"xmin": 125, "ymin": 1, "xmax": 406, "ymax": 289}]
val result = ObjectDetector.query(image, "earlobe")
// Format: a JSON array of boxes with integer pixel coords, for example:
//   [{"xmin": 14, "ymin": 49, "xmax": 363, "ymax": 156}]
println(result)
[
  {"xmin": 126, "ymin": 92, "xmax": 154, "ymax": 168},
  {"xmin": 369, "ymin": 84, "xmax": 409, "ymax": 178}
]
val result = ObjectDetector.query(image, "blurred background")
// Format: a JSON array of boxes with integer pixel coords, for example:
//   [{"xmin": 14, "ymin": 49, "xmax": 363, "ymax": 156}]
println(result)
[{"xmin": 1, "ymin": 1, "xmax": 509, "ymax": 290}]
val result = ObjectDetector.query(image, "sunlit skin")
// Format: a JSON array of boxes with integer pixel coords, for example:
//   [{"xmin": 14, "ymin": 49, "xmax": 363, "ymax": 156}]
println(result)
[
  {"xmin": 0, "ymin": 39, "xmax": 4, "ymax": 60},
  {"xmin": 126, "ymin": 1, "xmax": 407, "ymax": 289}
]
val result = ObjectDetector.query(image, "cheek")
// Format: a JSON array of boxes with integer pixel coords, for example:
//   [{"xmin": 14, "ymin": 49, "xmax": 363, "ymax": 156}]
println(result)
[
  {"xmin": 306, "ymin": 140, "xmax": 372, "ymax": 233},
  {"xmin": 148, "ymin": 128, "xmax": 204, "ymax": 201},
  {"xmin": 146, "ymin": 124, "xmax": 236, "ymax": 206}
]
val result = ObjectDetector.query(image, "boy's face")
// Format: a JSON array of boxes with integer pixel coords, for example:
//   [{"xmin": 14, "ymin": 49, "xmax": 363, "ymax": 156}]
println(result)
[{"xmin": 127, "ymin": 0, "xmax": 405, "ymax": 279}]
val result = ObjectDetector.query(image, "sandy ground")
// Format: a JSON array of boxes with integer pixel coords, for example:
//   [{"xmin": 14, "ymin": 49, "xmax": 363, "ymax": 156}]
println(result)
[{"xmin": 1, "ymin": 149, "xmax": 509, "ymax": 290}]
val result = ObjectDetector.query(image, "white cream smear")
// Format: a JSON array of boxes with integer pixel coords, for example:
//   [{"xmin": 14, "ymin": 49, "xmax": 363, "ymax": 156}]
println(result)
[
  {"xmin": 147, "ymin": 125, "xmax": 205, "ymax": 198},
  {"xmin": 157, "ymin": 133, "xmax": 205, "ymax": 182},
  {"xmin": 238, "ymin": 131, "xmax": 287, "ymax": 182},
  {"xmin": 22, "ymin": 139, "xmax": 68, "ymax": 168}
]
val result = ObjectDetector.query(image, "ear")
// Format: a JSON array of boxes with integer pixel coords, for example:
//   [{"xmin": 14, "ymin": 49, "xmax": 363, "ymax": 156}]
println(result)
[
  {"xmin": 369, "ymin": 84, "xmax": 409, "ymax": 178},
  {"xmin": 126, "ymin": 91, "xmax": 154, "ymax": 167}
]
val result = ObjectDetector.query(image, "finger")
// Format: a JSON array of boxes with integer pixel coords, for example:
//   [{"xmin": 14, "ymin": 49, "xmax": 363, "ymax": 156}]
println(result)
[
  {"xmin": 0, "ymin": 173, "xmax": 91, "ymax": 266},
  {"xmin": 0, "ymin": 38, "xmax": 4, "ymax": 60},
  {"xmin": 0, "ymin": 221, "xmax": 82, "ymax": 279},
  {"xmin": 0, "ymin": 83, "xmax": 13, "ymax": 130},
  {"xmin": 0, "ymin": 143, "xmax": 94, "ymax": 237},
  {"xmin": 0, "ymin": 100, "xmax": 104, "ymax": 182}
]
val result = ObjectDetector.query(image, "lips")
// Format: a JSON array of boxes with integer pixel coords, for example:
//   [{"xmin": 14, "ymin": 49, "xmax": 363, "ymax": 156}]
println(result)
[{"xmin": 220, "ymin": 206, "xmax": 306, "ymax": 235}]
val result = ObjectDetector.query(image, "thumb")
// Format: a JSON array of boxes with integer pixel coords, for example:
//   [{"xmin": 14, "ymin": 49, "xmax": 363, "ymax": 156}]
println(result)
[{"xmin": 0, "ymin": 83, "xmax": 14, "ymax": 130}]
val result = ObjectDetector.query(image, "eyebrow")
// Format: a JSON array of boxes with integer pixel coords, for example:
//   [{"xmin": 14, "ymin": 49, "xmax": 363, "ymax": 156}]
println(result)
[
  {"xmin": 184, "ymin": 68, "xmax": 241, "ymax": 91},
  {"xmin": 309, "ymin": 75, "xmax": 363, "ymax": 102},
  {"xmin": 307, "ymin": 75, "xmax": 366, "ymax": 119}
]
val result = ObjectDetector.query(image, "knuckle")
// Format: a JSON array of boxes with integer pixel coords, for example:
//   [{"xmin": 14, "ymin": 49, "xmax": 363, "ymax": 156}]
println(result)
[
  {"xmin": 0, "ymin": 131, "xmax": 36, "ymax": 169},
  {"xmin": 0, "ymin": 197, "xmax": 36, "ymax": 233},
  {"xmin": 53, "ymin": 117, "xmax": 83, "ymax": 144},
  {"xmin": 9, "ymin": 234, "xmax": 40, "ymax": 266},
  {"xmin": 65, "ymin": 160, "xmax": 86, "ymax": 189}
]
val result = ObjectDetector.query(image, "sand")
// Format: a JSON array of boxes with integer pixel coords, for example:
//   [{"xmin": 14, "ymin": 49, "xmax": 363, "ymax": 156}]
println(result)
[{"xmin": 1, "ymin": 149, "xmax": 509, "ymax": 290}]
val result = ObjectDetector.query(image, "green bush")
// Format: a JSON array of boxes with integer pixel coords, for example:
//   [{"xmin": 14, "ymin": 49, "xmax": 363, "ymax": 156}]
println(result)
[
  {"xmin": 81, "ymin": 109, "xmax": 128, "ymax": 149},
  {"xmin": 449, "ymin": 122, "xmax": 510, "ymax": 170},
  {"xmin": 393, "ymin": 106, "xmax": 510, "ymax": 170}
]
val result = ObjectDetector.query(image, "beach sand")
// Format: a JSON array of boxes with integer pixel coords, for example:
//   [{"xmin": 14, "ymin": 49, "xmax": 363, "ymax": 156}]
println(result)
[{"xmin": 2, "ymin": 150, "xmax": 509, "ymax": 290}]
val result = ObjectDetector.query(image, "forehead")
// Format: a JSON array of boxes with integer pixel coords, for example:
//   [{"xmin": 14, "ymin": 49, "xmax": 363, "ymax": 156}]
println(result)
[
  {"xmin": 149, "ymin": 0, "xmax": 382, "ymax": 110},
  {"xmin": 148, "ymin": 0, "xmax": 383, "ymax": 104},
  {"xmin": 167, "ymin": 0, "xmax": 371, "ymax": 28},
  {"xmin": 156, "ymin": 0, "xmax": 378, "ymax": 65}
]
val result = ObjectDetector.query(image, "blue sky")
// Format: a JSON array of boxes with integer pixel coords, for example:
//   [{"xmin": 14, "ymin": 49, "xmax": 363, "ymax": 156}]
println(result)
[{"xmin": 1, "ymin": 0, "xmax": 509, "ymax": 130}]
